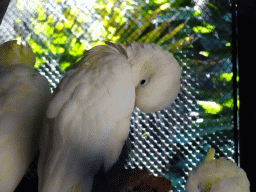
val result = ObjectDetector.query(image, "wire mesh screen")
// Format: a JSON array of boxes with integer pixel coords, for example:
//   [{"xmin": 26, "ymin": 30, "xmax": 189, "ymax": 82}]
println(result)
[{"xmin": 1, "ymin": 0, "xmax": 235, "ymax": 191}]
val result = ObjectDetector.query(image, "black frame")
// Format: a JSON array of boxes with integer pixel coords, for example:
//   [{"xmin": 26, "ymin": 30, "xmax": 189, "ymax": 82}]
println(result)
[{"xmin": 237, "ymin": 0, "xmax": 255, "ymax": 191}]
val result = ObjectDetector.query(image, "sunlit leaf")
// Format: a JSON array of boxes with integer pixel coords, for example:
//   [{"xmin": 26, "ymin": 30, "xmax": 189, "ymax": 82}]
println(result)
[
  {"xmin": 214, "ymin": 73, "xmax": 238, "ymax": 82},
  {"xmin": 219, "ymin": 73, "xmax": 233, "ymax": 82},
  {"xmin": 58, "ymin": 47, "xmax": 65, "ymax": 53},
  {"xmin": 71, "ymin": 24, "xmax": 82, "ymax": 34},
  {"xmin": 127, "ymin": 3, "xmax": 170, "ymax": 42},
  {"xmin": 207, "ymin": 2, "xmax": 217, "ymax": 9},
  {"xmin": 49, "ymin": 44, "xmax": 57, "ymax": 54},
  {"xmin": 34, "ymin": 23, "xmax": 47, "ymax": 34},
  {"xmin": 160, "ymin": 3, "xmax": 171, "ymax": 10},
  {"xmin": 59, "ymin": 62, "xmax": 71, "ymax": 71},
  {"xmin": 157, "ymin": 23, "xmax": 185, "ymax": 45},
  {"xmin": 34, "ymin": 57, "xmax": 44, "ymax": 68},
  {"xmin": 139, "ymin": 13, "xmax": 175, "ymax": 43},
  {"xmin": 199, "ymin": 51, "xmax": 209, "ymax": 57},
  {"xmin": 29, "ymin": 39, "xmax": 44, "ymax": 54},
  {"xmin": 69, "ymin": 42, "xmax": 86, "ymax": 56},
  {"xmin": 47, "ymin": 15, "xmax": 55, "ymax": 24},
  {"xmin": 64, "ymin": 7, "xmax": 79, "ymax": 18},
  {"xmin": 92, "ymin": 41, "xmax": 104, "ymax": 47},
  {"xmin": 64, "ymin": 19, "xmax": 74, "ymax": 29},
  {"xmin": 224, "ymin": 98, "xmax": 234, "ymax": 108},
  {"xmin": 197, "ymin": 101, "xmax": 223, "ymax": 114},
  {"xmin": 193, "ymin": 24, "xmax": 215, "ymax": 33},
  {"xmin": 70, "ymin": 38, "xmax": 77, "ymax": 47},
  {"xmin": 114, "ymin": 4, "xmax": 144, "ymax": 37},
  {"xmin": 169, "ymin": 36, "xmax": 190, "ymax": 52},
  {"xmin": 45, "ymin": 24, "xmax": 54, "ymax": 37},
  {"xmin": 55, "ymin": 22, "xmax": 64, "ymax": 31},
  {"xmin": 53, "ymin": 33, "xmax": 67, "ymax": 44},
  {"xmin": 193, "ymin": 11, "xmax": 202, "ymax": 16},
  {"xmin": 225, "ymin": 98, "xmax": 240, "ymax": 109},
  {"xmin": 153, "ymin": 0, "xmax": 169, "ymax": 4}
]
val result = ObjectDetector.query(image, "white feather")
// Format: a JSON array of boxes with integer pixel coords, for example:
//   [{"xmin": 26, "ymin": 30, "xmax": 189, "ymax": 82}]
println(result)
[{"xmin": 0, "ymin": 65, "xmax": 51, "ymax": 191}]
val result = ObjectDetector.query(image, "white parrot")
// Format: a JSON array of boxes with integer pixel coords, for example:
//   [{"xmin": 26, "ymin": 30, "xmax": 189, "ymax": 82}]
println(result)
[
  {"xmin": 37, "ymin": 41, "xmax": 182, "ymax": 192},
  {"xmin": 0, "ymin": 40, "xmax": 51, "ymax": 191},
  {"xmin": 186, "ymin": 148, "xmax": 250, "ymax": 192}
]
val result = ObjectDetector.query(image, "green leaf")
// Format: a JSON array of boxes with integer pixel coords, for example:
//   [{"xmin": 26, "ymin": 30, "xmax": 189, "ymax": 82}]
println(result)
[
  {"xmin": 213, "ymin": 73, "xmax": 239, "ymax": 83},
  {"xmin": 207, "ymin": 2, "xmax": 218, "ymax": 9},
  {"xmin": 193, "ymin": 24, "xmax": 215, "ymax": 33},
  {"xmin": 45, "ymin": 24, "xmax": 54, "ymax": 37},
  {"xmin": 29, "ymin": 39, "xmax": 44, "ymax": 54},
  {"xmin": 197, "ymin": 101, "xmax": 223, "ymax": 114},
  {"xmin": 224, "ymin": 98, "xmax": 240, "ymax": 109},
  {"xmin": 34, "ymin": 57, "xmax": 44, "ymax": 68},
  {"xmin": 218, "ymin": 73, "xmax": 233, "ymax": 82},
  {"xmin": 149, "ymin": 0, "xmax": 169, "ymax": 5},
  {"xmin": 193, "ymin": 11, "xmax": 202, "ymax": 17},
  {"xmin": 199, "ymin": 51, "xmax": 209, "ymax": 57},
  {"xmin": 59, "ymin": 62, "xmax": 71, "ymax": 71},
  {"xmin": 53, "ymin": 33, "xmax": 68, "ymax": 44},
  {"xmin": 156, "ymin": 23, "xmax": 185, "ymax": 45}
]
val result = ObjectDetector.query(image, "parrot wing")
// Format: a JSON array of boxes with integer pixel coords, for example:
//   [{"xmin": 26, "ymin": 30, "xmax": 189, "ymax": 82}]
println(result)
[
  {"xmin": 38, "ymin": 48, "xmax": 135, "ymax": 192},
  {"xmin": 0, "ymin": 65, "xmax": 51, "ymax": 191}
]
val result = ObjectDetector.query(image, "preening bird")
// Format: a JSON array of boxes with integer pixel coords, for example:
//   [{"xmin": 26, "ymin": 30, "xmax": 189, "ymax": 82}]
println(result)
[
  {"xmin": 0, "ymin": 40, "xmax": 51, "ymax": 191},
  {"xmin": 37, "ymin": 41, "xmax": 181, "ymax": 192},
  {"xmin": 186, "ymin": 148, "xmax": 250, "ymax": 192}
]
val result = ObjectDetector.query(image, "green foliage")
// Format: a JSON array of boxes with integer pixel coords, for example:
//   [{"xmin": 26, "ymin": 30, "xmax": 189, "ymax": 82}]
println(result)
[
  {"xmin": 17, "ymin": 0, "xmax": 199, "ymax": 72},
  {"xmin": 198, "ymin": 101, "xmax": 223, "ymax": 115},
  {"xmin": 193, "ymin": 24, "xmax": 215, "ymax": 33}
]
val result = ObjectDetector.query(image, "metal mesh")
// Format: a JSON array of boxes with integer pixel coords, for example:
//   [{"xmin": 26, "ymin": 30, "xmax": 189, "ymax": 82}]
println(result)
[{"xmin": 0, "ymin": 0, "xmax": 236, "ymax": 191}]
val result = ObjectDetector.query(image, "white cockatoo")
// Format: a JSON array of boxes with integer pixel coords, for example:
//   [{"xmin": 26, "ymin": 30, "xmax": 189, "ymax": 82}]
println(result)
[
  {"xmin": 37, "ymin": 41, "xmax": 182, "ymax": 192},
  {"xmin": 0, "ymin": 40, "xmax": 51, "ymax": 191},
  {"xmin": 186, "ymin": 148, "xmax": 250, "ymax": 192}
]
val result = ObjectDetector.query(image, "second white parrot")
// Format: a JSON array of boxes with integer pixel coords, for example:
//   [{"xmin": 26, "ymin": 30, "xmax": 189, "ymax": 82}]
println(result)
[
  {"xmin": 37, "ymin": 41, "xmax": 182, "ymax": 192},
  {"xmin": 0, "ymin": 40, "xmax": 51, "ymax": 191},
  {"xmin": 186, "ymin": 148, "xmax": 250, "ymax": 192}
]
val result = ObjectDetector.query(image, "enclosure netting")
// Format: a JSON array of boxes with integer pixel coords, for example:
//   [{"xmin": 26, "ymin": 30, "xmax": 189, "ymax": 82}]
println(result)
[{"xmin": 0, "ymin": 0, "xmax": 236, "ymax": 191}]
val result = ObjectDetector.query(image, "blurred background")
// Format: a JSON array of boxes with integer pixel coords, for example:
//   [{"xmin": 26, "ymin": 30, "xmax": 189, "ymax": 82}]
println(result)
[{"xmin": 0, "ymin": 0, "xmax": 236, "ymax": 191}]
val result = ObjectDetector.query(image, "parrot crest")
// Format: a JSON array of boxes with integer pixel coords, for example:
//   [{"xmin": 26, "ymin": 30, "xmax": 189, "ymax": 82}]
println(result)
[
  {"xmin": 203, "ymin": 148, "xmax": 215, "ymax": 162},
  {"xmin": 0, "ymin": 40, "xmax": 36, "ymax": 68}
]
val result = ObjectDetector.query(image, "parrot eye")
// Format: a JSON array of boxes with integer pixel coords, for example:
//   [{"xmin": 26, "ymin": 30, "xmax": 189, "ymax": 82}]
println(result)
[
  {"xmin": 140, "ymin": 78, "xmax": 148, "ymax": 85},
  {"xmin": 198, "ymin": 183, "xmax": 203, "ymax": 191}
]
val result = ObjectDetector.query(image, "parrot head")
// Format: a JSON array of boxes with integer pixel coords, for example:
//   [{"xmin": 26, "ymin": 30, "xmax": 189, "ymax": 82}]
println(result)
[
  {"xmin": 75, "ymin": 41, "xmax": 181, "ymax": 114},
  {"xmin": 0, "ymin": 39, "xmax": 36, "ymax": 68},
  {"xmin": 125, "ymin": 42, "xmax": 182, "ymax": 113},
  {"xmin": 186, "ymin": 148, "xmax": 250, "ymax": 192}
]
